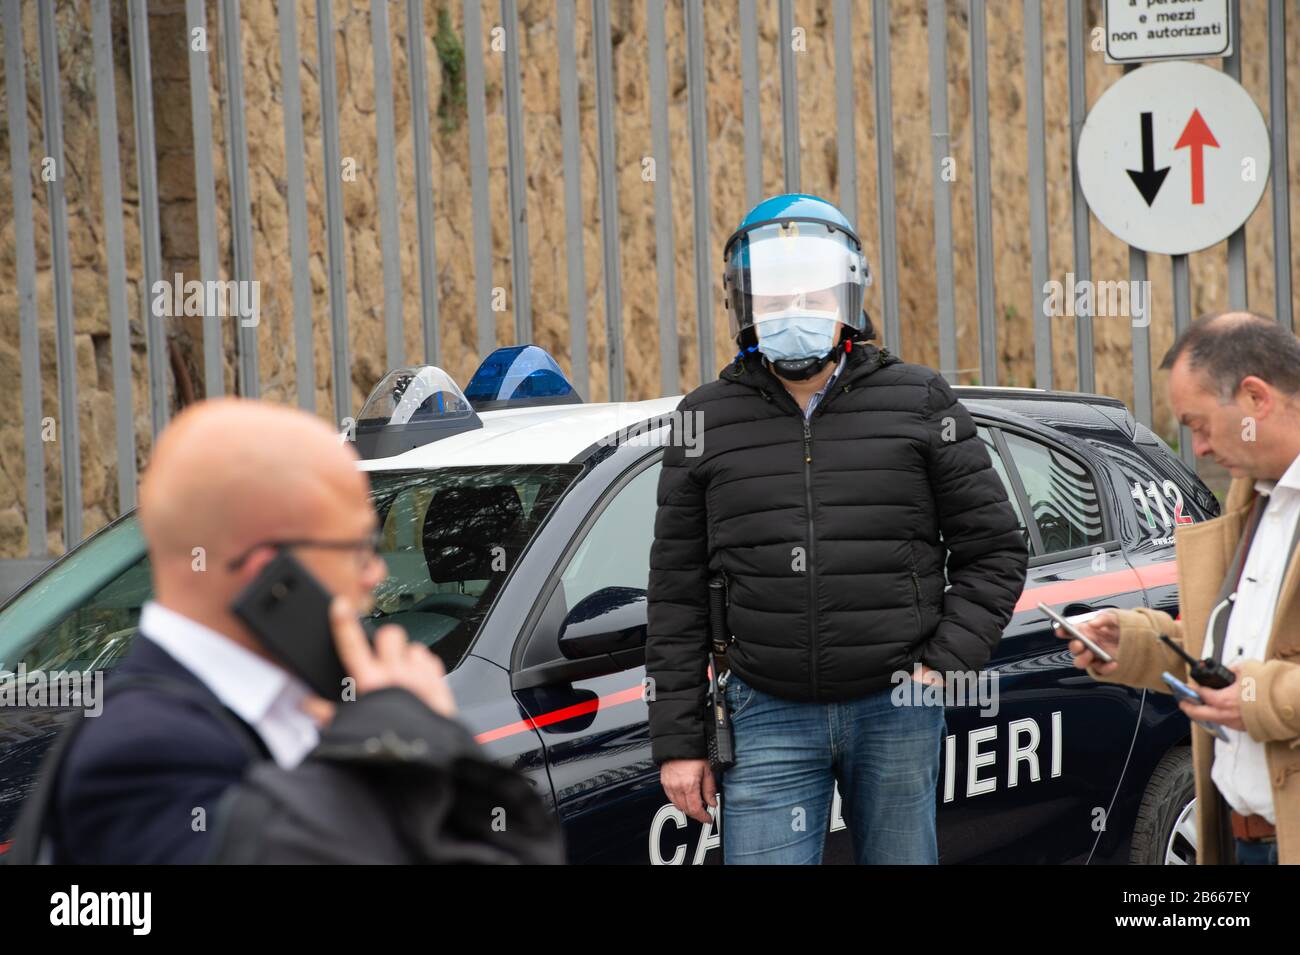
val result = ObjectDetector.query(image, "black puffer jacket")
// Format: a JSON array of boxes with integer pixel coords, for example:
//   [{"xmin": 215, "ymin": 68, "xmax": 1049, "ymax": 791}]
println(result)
[{"xmin": 646, "ymin": 338, "xmax": 1028, "ymax": 764}]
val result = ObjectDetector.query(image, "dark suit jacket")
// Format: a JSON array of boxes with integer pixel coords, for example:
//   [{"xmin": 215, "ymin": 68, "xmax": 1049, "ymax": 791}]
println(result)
[{"xmin": 52, "ymin": 636, "xmax": 270, "ymax": 864}]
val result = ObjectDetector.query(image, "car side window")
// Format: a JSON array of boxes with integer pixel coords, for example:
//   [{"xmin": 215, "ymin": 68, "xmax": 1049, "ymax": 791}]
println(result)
[
  {"xmin": 1090, "ymin": 429, "xmax": 1208, "ymax": 547},
  {"xmin": 977, "ymin": 426, "xmax": 1032, "ymax": 553},
  {"xmin": 558, "ymin": 460, "xmax": 660, "ymax": 608},
  {"xmin": 519, "ymin": 458, "xmax": 661, "ymax": 670},
  {"xmin": 1001, "ymin": 432, "xmax": 1107, "ymax": 554}
]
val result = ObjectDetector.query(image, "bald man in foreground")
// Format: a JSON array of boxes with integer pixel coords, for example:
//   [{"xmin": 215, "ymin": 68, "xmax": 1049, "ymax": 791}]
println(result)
[{"xmin": 42, "ymin": 399, "xmax": 460, "ymax": 863}]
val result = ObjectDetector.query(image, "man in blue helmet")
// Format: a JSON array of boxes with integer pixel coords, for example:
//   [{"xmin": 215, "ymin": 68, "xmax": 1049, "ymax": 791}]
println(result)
[{"xmin": 646, "ymin": 194, "xmax": 1027, "ymax": 864}]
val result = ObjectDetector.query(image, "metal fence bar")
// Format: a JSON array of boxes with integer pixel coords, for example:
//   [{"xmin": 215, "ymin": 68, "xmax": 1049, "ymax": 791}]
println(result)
[
  {"xmin": 38, "ymin": 0, "xmax": 83, "ymax": 548},
  {"xmin": 3, "ymin": 0, "xmax": 47, "ymax": 559},
  {"xmin": 1066, "ymin": 0, "xmax": 1093, "ymax": 392},
  {"xmin": 186, "ymin": 0, "xmax": 224, "ymax": 400},
  {"xmin": 463, "ymin": 0, "xmax": 495, "ymax": 359},
  {"xmin": 685, "ymin": 0, "xmax": 714, "ymax": 386},
  {"xmin": 278, "ymin": 0, "xmax": 315, "ymax": 410},
  {"xmin": 219, "ymin": 0, "xmax": 259, "ymax": 397},
  {"xmin": 928, "ymin": 0, "xmax": 957, "ymax": 381},
  {"xmin": 593, "ymin": 0, "xmax": 624, "ymax": 400},
  {"xmin": 0, "ymin": 561, "xmax": 53, "ymax": 601},
  {"xmin": 501, "ymin": 0, "xmax": 532, "ymax": 344},
  {"xmin": 128, "ymin": 0, "xmax": 169, "ymax": 436},
  {"xmin": 1172, "ymin": 255, "xmax": 1194, "ymax": 465},
  {"xmin": 315, "ymin": 0, "xmax": 351, "ymax": 422},
  {"xmin": 1223, "ymin": 0, "xmax": 1247, "ymax": 311},
  {"xmin": 1121, "ymin": 63, "xmax": 1152, "ymax": 429},
  {"xmin": 739, "ymin": 0, "xmax": 762, "ymax": 209},
  {"xmin": 406, "ymin": 0, "xmax": 440, "ymax": 366},
  {"xmin": 778, "ymin": 0, "xmax": 799, "ymax": 192},
  {"xmin": 1269, "ymin": 0, "xmax": 1292, "ymax": 329},
  {"xmin": 832, "ymin": 0, "xmax": 857, "ymax": 230},
  {"xmin": 1129, "ymin": 246, "xmax": 1152, "ymax": 428},
  {"xmin": 647, "ymin": 0, "xmax": 678, "ymax": 398},
  {"xmin": 872, "ymin": 0, "xmax": 900, "ymax": 352},
  {"xmin": 371, "ymin": 0, "xmax": 405, "ymax": 368},
  {"xmin": 557, "ymin": 0, "xmax": 587, "ymax": 397},
  {"xmin": 1024, "ymin": 0, "xmax": 1052, "ymax": 391},
  {"xmin": 92, "ymin": 0, "xmax": 137, "ymax": 514},
  {"xmin": 969, "ymin": 0, "xmax": 996, "ymax": 384}
]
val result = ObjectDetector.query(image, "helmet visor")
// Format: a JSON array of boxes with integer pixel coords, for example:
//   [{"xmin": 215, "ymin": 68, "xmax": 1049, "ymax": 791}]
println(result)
[{"xmin": 724, "ymin": 221, "xmax": 869, "ymax": 339}]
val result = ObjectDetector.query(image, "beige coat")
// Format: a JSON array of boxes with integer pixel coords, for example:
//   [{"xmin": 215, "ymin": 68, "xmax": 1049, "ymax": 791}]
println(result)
[{"xmin": 1090, "ymin": 477, "xmax": 1300, "ymax": 863}]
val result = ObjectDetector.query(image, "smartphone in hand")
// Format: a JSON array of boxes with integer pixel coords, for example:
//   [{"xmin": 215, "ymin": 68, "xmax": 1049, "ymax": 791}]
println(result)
[
  {"xmin": 1161, "ymin": 671, "xmax": 1230, "ymax": 742},
  {"xmin": 1039, "ymin": 602, "xmax": 1115, "ymax": 664}
]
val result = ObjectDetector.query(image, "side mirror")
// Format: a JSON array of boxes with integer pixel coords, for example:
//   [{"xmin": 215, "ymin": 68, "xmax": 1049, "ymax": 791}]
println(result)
[{"xmin": 558, "ymin": 586, "xmax": 647, "ymax": 660}]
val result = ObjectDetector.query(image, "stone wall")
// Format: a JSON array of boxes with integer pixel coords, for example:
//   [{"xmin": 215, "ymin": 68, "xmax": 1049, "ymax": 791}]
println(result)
[{"xmin": 2, "ymin": 0, "xmax": 1299, "ymax": 558}]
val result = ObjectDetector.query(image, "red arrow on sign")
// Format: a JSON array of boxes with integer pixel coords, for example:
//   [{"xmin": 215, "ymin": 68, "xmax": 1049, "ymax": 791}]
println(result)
[{"xmin": 1175, "ymin": 109, "xmax": 1220, "ymax": 205}]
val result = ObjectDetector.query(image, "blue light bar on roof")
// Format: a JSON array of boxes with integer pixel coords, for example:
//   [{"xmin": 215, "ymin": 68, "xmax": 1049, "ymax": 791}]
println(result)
[
  {"xmin": 465, "ymin": 345, "xmax": 583, "ymax": 411},
  {"xmin": 351, "ymin": 365, "xmax": 483, "ymax": 459}
]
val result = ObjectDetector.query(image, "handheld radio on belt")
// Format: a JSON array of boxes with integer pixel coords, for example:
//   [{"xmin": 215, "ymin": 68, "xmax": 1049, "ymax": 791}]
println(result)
[{"xmin": 705, "ymin": 575, "xmax": 736, "ymax": 772}]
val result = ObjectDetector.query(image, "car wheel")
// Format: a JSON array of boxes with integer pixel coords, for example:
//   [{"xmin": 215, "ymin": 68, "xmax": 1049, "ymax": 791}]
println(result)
[{"xmin": 1130, "ymin": 747, "xmax": 1197, "ymax": 865}]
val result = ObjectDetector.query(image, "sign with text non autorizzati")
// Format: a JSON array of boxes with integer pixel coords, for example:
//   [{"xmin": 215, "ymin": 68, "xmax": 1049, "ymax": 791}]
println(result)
[{"xmin": 1104, "ymin": 0, "xmax": 1232, "ymax": 64}]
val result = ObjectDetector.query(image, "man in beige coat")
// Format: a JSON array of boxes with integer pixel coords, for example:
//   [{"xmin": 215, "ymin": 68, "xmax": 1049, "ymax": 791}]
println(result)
[{"xmin": 1062, "ymin": 312, "xmax": 1300, "ymax": 865}]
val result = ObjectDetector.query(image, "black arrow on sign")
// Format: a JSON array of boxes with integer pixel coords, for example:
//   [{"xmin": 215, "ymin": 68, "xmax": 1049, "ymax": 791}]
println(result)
[{"xmin": 1126, "ymin": 111, "xmax": 1170, "ymax": 207}]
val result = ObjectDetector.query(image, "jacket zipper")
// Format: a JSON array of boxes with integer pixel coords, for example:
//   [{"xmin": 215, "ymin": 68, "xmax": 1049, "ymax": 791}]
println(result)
[
  {"xmin": 757, "ymin": 359, "xmax": 879, "ymax": 700},
  {"xmin": 803, "ymin": 415, "xmax": 819, "ymax": 700},
  {"xmin": 802, "ymin": 374, "xmax": 859, "ymax": 699}
]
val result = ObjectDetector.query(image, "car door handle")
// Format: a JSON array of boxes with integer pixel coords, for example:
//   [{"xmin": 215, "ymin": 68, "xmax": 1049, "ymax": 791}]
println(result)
[{"xmin": 1062, "ymin": 602, "xmax": 1104, "ymax": 616}]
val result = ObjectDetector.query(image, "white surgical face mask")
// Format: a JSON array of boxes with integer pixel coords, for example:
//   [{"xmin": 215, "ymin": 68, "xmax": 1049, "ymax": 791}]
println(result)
[{"xmin": 755, "ymin": 310, "xmax": 841, "ymax": 362}]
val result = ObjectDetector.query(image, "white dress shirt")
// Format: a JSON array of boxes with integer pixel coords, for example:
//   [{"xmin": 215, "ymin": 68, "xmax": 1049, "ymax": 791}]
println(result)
[
  {"xmin": 139, "ymin": 601, "xmax": 320, "ymax": 769},
  {"xmin": 1207, "ymin": 452, "xmax": 1300, "ymax": 824}
]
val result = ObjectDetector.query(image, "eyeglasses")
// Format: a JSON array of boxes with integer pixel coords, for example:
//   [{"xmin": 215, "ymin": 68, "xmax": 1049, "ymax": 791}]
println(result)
[{"xmin": 225, "ymin": 529, "xmax": 384, "ymax": 572}]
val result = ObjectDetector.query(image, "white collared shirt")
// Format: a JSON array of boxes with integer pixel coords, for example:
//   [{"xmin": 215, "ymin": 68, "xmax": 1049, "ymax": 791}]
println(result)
[
  {"xmin": 138, "ymin": 601, "xmax": 320, "ymax": 769},
  {"xmin": 1208, "ymin": 452, "xmax": 1300, "ymax": 824}
]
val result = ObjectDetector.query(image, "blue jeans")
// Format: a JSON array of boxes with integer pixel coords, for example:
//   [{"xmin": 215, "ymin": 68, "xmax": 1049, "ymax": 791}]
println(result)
[
  {"xmin": 719, "ymin": 669, "xmax": 945, "ymax": 864},
  {"xmin": 1234, "ymin": 838, "xmax": 1278, "ymax": 865}
]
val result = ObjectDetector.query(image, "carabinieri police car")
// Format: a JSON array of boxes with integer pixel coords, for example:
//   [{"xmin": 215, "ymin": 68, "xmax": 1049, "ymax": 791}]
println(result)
[{"xmin": 0, "ymin": 345, "xmax": 1219, "ymax": 864}]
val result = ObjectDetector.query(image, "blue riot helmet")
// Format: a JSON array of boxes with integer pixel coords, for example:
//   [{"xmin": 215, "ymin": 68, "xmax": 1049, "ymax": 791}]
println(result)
[{"xmin": 723, "ymin": 194, "xmax": 872, "ymax": 380}]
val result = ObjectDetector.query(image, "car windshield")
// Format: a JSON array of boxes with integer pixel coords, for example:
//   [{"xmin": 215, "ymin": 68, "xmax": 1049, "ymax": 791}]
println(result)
[{"xmin": 0, "ymin": 464, "xmax": 581, "ymax": 676}]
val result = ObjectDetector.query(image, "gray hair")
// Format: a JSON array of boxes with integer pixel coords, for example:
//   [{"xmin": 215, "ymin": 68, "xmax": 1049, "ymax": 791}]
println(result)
[{"xmin": 1159, "ymin": 311, "xmax": 1300, "ymax": 402}]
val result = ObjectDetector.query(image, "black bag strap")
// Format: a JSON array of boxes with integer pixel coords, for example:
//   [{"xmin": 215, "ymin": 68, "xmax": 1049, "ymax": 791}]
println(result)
[{"xmin": 2, "ymin": 672, "xmax": 268, "ymax": 865}]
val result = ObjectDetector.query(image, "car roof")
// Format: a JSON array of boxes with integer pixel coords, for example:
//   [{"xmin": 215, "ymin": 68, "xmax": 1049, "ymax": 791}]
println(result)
[
  {"xmin": 952, "ymin": 384, "xmax": 1126, "ymax": 408},
  {"xmin": 357, "ymin": 384, "xmax": 1136, "ymax": 471},
  {"xmin": 953, "ymin": 385, "xmax": 1137, "ymax": 439},
  {"xmin": 358, "ymin": 395, "xmax": 685, "ymax": 469}
]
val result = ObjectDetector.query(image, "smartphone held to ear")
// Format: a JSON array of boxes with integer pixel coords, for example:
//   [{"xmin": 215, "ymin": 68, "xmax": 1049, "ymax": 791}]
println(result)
[{"xmin": 231, "ymin": 550, "xmax": 366, "ymax": 700}]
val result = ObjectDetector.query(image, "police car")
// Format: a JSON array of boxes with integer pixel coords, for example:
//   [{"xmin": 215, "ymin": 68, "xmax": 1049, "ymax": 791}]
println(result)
[{"xmin": 0, "ymin": 345, "xmax": 1219, "ymax": 864}]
